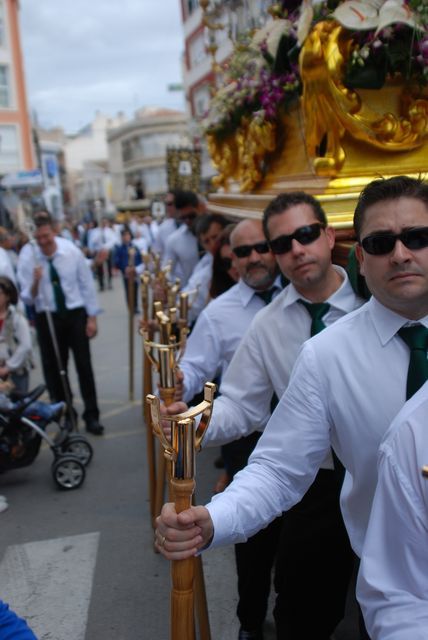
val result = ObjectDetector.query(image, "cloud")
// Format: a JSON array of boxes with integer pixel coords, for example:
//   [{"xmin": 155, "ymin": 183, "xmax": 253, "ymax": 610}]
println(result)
[{"xmin": 19, "ymin": 0, "xmax": 185, "ymax": 133}]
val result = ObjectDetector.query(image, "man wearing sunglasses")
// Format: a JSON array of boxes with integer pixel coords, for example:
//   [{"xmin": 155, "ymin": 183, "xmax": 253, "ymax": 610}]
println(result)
[
  {"xmin": 161, "ymin": 191, "xmax": 363, "ymax": 639},
  {"xmin": 157, "ymin": 176, "xmax": 428, "ymax": 639},
  {"xmin": 162, "ymin": 190, "xmax": 201, "ymax": 286}
]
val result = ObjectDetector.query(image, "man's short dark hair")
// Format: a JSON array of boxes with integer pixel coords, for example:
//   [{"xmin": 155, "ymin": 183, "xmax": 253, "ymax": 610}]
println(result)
[
  {"xmin": 354, "ymin": 175, "xmax": 428, "ymax": 240},
  {"xmin": 33, "ymin": 211, "xmax": 53, "ymax": 228},
  {"xmin": 194, "ymin": 213, "xmax": 229, "ymax": 238},
  {"xmin": 262, "ymin": 192, "xmax": 327, "ymax": 240},
  {"xmin": 174, "ymin": 190, "xmax": 199, "ymax": 211}
]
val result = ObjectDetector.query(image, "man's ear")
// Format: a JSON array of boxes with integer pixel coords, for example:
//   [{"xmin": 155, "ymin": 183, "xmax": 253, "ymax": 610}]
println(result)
[
  {"xmin": 355, "ymin": 242, "xmax": 365, "ymax": 276},
  {"xmin": 325, "ymin": 225, "xmax": 335, "ymax": 250}
]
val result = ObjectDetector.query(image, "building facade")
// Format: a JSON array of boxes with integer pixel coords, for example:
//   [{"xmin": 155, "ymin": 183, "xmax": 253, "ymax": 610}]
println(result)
[
  {"xmin": 107, "ymin": 107, "xmax": 189, "ymax": 202},
  {"xmin": 0, "ymin": 0, "xmax": 34, "ymax": 175}
]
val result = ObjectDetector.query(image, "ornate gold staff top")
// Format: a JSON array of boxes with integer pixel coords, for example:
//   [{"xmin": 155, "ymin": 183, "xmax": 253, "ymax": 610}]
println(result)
[
  {"xmin": 147, "ymin": 381, "xmax": 216, "ymax": 479},
  {"xmin": 142, "ymin": 303, "xmax": 188, "ymax": 404}
]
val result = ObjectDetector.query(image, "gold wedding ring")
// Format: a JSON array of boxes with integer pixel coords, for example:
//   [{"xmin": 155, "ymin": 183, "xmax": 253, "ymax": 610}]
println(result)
[{"xmin": 159, "ymin": 534, "xmax": 166, "ymax": 548}]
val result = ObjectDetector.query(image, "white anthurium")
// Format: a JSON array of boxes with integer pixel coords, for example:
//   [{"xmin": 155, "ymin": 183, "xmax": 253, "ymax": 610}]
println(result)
[
  {"xmin": 252, "ymin": 18, "xmax": 292, "ymax": 57},
  {"xmin": 297, "ymin": 0, "xmax": 315, "ymax": 44},
  {"xmin": 333, "ymin": 0, "xmax": 418, "ymax": 31},
  {"xmin": 375, "ymin": 0, "xmax": 420, "ymax": 33}
]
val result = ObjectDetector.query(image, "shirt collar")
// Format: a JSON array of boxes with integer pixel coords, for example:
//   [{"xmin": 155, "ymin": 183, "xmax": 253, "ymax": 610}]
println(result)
[
  {"xmin": 281, "ymin": 265, "xmax": 358, "ymax": 312},
  {"xmin": 237, "ymin": 276, "xmax": 282, "ymax": 308},
  {"xmin": 368, "ymin": 296, "xmax": 428, "ymax": 346}
]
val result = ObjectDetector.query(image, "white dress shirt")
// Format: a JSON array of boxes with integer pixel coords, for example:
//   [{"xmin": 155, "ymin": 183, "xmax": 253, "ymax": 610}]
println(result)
[
  {"xmin": 180, "ymin": 279, "xmax": 278, "ymax": 403},
  {"xmin": 162, "ymin": 225, "xmax": 199, "ymax": 286},
  {"xmin": 152, "ymin": 218, "xmax": 177, "ymax": 257},
  {"xmin": 17, "ymin": 237, "xmax": 99, "ymax": 316},
  {"xmin": 206, "ymin": 296, "xmax": 428, "ymax": 557},
  {"xmin": 203, "ymin": 267, "xmax": 362, "ymax": 449},
  {"xmin": 0, "ymin": 247, "xmax": 16, "ymax": 283},
  {"xmin": 182, "ymin": 252, "xmax": 213, "ymax": 324},
  {"xmin": 357, "ymin": 381, "xmax": 428, "ymax": 640},
  {"xmin": 88, "ymin": 226, "xmax": 117, "ymax": 252}
]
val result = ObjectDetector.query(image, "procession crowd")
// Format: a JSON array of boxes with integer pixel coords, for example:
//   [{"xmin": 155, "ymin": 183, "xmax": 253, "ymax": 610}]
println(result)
[{"xmin": 1, "ymin": 176, "xmax": 428, "ymax": 639}]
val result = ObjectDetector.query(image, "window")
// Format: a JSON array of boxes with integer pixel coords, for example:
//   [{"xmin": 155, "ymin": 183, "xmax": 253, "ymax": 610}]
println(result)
[
  {"xmin": 187, "ymin": 0, "xmax": 199, "ymax": 15},
  {"xmin": 0, "ymin": 65, "xmax": 10, "ymax": 108},
  {"xmin": 189, "ymin": 33, "xmax": 207, "ymax": 68},
  {"xmin": 0, "ymin": 125, "xmax": 19, "ymax": 170}
]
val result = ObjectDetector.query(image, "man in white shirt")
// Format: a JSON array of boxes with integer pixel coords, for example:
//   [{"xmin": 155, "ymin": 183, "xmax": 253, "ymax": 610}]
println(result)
[
  {"xmin": 152, "ymin": 191, "xmax": 179, "ymax": 258},
  {"xmin": 182, "ymin": 213, "xmax": 230, "ymax": 324},
  {"xmin": 88, "ymin": 218, "xmax": 117, "ymax": 291},
  {"xmin": 162, "ymin": 191, "xmax": 201, "ymax": 286},
  {"xmin": 357, "ymin": 381, "xmax": 428, "ymax": 640},
  {"xmin": 164, "ymin": 193, "xmax": 364, "ymax": 639},
  {"xmin": 156, "ymin": 176, "xmax": 428, "ymax": 639},
  {"xmin": 17, "ymin": 213, "xmax": 104, "ymax": 435}
]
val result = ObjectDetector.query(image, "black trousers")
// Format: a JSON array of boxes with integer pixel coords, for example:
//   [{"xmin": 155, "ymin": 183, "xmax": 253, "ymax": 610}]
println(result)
[
  {"xmin": 222, "ymin": 432, "xmax": 283, "ymax": 632},
  {"xmin": 273, "ymin": 465, "xmax": 354, "ymax": 640},
  {"xmin": 35, "ymin": 308, "xmax": 99, "ymax": 423},
  {"xmin": 96, "ymin": 251, "xmax": 113, "ymax": 290}
]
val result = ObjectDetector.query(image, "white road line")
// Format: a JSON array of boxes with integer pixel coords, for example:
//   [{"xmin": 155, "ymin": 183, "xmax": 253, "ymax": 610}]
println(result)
[{"xmin": 0, "ymin": 532, "xmax": 100, "ymax": 640}]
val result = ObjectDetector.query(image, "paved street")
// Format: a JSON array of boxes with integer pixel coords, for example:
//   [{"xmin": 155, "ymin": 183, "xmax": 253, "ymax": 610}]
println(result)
[{"xmin": 0, "ymin": 275, "xmax": 360, "ymax": 639}]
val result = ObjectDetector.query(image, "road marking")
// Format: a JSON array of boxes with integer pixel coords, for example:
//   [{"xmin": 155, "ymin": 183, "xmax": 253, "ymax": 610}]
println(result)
[{"xmin": 0, "ymin": 532, "xmax": 100, "ymax": 640}]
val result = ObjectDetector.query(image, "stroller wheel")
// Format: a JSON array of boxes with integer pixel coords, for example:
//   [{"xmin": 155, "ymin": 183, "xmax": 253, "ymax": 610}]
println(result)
[
  {"xmin": 61, "ymin": 435, "xmax": 93, "ymax": 466},
  {"xmin": 52, "ymin": 455, "xmax": 85, "ymax": 490}
]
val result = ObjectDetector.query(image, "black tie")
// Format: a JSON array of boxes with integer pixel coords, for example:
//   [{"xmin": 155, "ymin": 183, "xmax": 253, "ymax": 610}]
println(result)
[
  {"xmin": 298, "ymin": 300, "xmax": 331, "ymax": 337},
  {"xmin": 398, "ymin": 325, "xmax": 428, "ymax": 399},
  {"xmin": 256, "ymin": 287, "xmax": 277, "ymax": 305}
]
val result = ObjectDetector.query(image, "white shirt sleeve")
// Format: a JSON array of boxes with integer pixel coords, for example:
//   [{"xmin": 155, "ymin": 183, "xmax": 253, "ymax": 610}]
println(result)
[
  {"xmin": 358, "ymin": 418, "xmax": 428, "ymax": 640},
  {"xmin": 5, "ymin": 311, "xmax": 32, "ymax": 371},
  {"xmin": 180, "ymin": 310, "xmax": 222, "ymax": 403},
  {"xmin": 202, "ymin": 322, "xmax": 274, "ymax": 447},
  {"xmin": 205, "ymin": 343, "xmax": 332, "ymax": 547}
]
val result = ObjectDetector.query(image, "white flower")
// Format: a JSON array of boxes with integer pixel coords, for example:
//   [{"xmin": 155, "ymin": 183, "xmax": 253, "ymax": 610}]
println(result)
[
  {"xmin": 332, "ymin": 0, "xmax": 420, "ymax": 32},
  {"xmin": 297, "ymin": 0, "xmax": 315, "ymax": 44}
]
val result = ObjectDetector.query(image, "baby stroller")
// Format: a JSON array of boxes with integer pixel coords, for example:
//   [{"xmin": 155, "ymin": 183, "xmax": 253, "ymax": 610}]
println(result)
[{"xmin": 0, "ymin": 384, "xmax": 93, "ymax": 490}]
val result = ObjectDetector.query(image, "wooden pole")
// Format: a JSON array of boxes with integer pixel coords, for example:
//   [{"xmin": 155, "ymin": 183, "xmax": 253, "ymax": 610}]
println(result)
[
  {"xmin": 170, "ymin": 477, "xmax": 196, "ymax": 640},
  {"xmin": 141, "ymin": 272, "xmax": 157, "ymax": 523},
  {"xmin": 128, "ymin": 247, "xmax": 136, "ymax": 401}
]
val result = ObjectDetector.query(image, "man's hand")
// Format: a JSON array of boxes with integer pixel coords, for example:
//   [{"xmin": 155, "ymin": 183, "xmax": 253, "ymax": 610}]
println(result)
[
  {"xmin": 86, "ymin": 316, "xmax": 98, "ymax": 338},
  {"xmin": 31, "ymin": 266, "xmax": 43, "ymax": 297},
  {"xmin": 0, "ymin": 365, "xmax": 9, "ymax": 379},
  {"xmin": 155, "ymin": 503, "xmax": 214, "ymax": 559},
  {"xmin": 125, "ymin": 265, "xmax": 136, "ymax": 277},
  {"xmin": 159, "ymin": 400, "xmax": 188, "ymax": 440}
]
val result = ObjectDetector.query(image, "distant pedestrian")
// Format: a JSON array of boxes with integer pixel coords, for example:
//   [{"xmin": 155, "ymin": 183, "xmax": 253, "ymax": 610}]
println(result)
[{"xmin": 17, "ymin": 212, "xmax": 104, "ymax": 435}]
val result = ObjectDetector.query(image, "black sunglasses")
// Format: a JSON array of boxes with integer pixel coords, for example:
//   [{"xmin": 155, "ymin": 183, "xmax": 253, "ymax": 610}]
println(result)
[
  {"xmin": 269, "ymin": 223, "xmax": 324, "ymax": 255},
  {"xmin": 232, "ymin": 241, "xmax": 270, "ymax": 259},
  {"xmin": 361, "ymin": 226, "xmax": 428, "ymax": 255}
]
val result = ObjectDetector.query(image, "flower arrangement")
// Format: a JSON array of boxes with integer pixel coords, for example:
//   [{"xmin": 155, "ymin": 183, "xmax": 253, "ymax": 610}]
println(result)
[{"xmin": 201, "ymin": 0, "xmax": 428, "ymax": 137}]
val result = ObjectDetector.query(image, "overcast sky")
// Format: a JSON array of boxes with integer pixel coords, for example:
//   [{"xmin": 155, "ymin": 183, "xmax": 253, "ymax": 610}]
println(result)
[{"xmin": 19, "ymin": 1, "xmax": 185, "ymax": 134}]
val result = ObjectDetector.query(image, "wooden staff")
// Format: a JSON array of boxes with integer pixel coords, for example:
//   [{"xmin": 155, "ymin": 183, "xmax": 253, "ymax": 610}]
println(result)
[
  {"xmin": 128, "ymin": 247, "xmax": 136, "ymax": 401},
  {"xmin": 147, "ymin": 383, "xmax": 215, "ymax": 640},
  {"xmin": 140, "ymin": 271, "xmax": 156, "ymax": 523}
]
